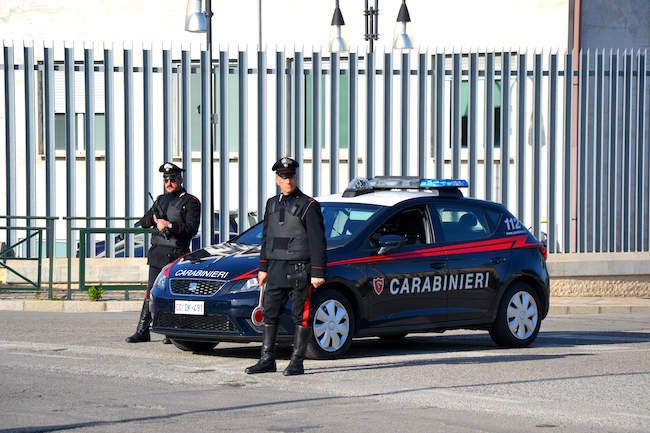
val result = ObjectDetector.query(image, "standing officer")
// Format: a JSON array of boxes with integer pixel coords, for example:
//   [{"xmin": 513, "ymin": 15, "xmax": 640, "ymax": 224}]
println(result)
[
  {"xmin": 126, "ymin": 162, "xmax": 201, "ymax": 343},
  {"xmin": 245, "ymin": 157, "xmax": 327, "ymax": 376}
]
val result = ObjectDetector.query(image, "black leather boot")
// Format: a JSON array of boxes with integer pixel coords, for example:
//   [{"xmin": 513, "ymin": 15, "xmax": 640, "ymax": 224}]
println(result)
[
  {"xmin": 245, "ymin": 324, "xmax": 278, "ymax": 374},
  {"xmin": 283, "ymin": 325, "xmax": 311, "ymax": 376},
  {"xmin": 125, "ymin": 299, "xmax": 152, "ymax": 343}
]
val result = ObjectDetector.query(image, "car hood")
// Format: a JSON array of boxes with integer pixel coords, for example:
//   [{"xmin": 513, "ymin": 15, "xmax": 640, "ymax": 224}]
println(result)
[{"xmin": 166, "ymin": 242, "xmax": 261, "ymax": 282}]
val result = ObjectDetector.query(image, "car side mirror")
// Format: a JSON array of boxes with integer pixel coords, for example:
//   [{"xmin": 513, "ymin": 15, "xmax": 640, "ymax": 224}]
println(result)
[{"xmin": 377, "ymin": 234, "xmax": 407, "ymax": 255}]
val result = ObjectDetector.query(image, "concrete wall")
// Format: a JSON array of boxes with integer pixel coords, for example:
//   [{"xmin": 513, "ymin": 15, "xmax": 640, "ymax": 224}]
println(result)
[
  {"xmin": 580, "ymin": 0, "xmax": 650, "ymax": 49},
  {"xmin": 547, "ymin": 253, "xmax": 650, "ymax": 297},
  {"xmin": 3, "ymin": 253, "xmax": 650, "ymax": 297}
]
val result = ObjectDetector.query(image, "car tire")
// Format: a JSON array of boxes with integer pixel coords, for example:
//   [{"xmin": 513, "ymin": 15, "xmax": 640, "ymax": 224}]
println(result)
[
  {"xmin": 306, "ymin": 289, "xmax": 354, "ymax": 360},
  {"xmin": 489, "ymin": 282, "xmax": 542, "ymax": 348},
  {"xmin": 170, "ymin": 340, "xmax": 218, "ymax": 352}
]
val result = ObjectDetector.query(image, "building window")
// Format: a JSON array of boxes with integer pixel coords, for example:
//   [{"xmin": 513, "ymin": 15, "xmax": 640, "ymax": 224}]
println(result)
[
  {"xmin": 39, "ymin": 62, "xmax": 106, "ymax": 155},
  {"xmin": 459, "ymin": 80, "xmax": 502, "ymax": 148},
  {"xmin": 305, "ymin": 72, "xmax": 349, "ymax": 150},
  {"xmin": 183, "ymin": 64, "xmax": 239, "ymax": 155},
  {"xmin": 54, "ymin": 113, "xmax": 106, "ymax": 152}
]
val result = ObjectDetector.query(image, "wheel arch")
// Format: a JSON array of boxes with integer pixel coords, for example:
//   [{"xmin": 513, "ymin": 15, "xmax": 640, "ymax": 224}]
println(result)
[
  {"xmin": 503, "ymin": 274, "xmax": 550, "ymax": 319},
  {"xmin": 314, "ymin": 280, "xmax": 362, "ymax": 335}
]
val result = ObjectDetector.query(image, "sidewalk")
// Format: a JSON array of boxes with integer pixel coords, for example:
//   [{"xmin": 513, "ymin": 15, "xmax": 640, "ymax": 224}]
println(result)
[{"xmin": 0, "ymin": 290, "xmax": 649, "ymax": 314}]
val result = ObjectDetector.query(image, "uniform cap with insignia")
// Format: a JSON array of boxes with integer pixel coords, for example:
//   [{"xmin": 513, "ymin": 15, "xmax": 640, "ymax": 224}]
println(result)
[
  {"xmin": 159, "ymin": 162, "xmax": 185, "ymax": 179},
  {"xmin": 272, "ymin": 157, "xmax": 299, "ymax": 178}
]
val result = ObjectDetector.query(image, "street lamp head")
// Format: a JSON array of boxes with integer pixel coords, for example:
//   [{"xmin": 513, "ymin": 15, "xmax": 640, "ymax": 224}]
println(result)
[
  {"xmin": 393, "ymin": 0, "xmax": 414, "ymax": 50},
  {"xmin": 185, "ymin": 0, "xmax": 207, "ymax": 33},
  {"xmin": 328, "ymin": 0, "xmax": 349, "ymax": 53}
]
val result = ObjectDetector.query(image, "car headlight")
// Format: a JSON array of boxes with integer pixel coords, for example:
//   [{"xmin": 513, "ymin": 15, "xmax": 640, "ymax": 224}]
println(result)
[
  {"xmin": 152, "ymin": 271, "xmax": 168, "ymax": 291},
  {"xmin": 226, "ymin": 277, "xmax": 260, "ymax": 294}
]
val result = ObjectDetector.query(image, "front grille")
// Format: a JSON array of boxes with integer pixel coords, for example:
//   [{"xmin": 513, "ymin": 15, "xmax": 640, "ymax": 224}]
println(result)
[
  {"xmin": 156, "ymin": 311, "xmax": 237, "ymax": 332},
  {"xmin": 170, "ymin": 279, "xmax": 225, "ymax": 296}
]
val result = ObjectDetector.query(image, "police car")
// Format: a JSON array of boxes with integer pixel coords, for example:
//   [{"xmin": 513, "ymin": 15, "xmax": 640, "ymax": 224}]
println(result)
[{"xmin": 149, "ymin": 177, "xmax": 550, "ymax": 359}]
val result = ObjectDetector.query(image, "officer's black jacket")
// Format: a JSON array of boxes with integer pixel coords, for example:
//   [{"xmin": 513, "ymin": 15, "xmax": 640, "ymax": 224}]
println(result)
[
  {"xmin": 259, "ymin": 188, "xmax": 327, "ymax": 286},
  {"xmin": 138, "ymin": 188, "xmax": 201, "ymax": 268}
]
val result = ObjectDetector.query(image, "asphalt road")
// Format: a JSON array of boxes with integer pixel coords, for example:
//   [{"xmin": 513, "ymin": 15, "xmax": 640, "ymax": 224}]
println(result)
[{"xmin": 0, "ymin": 311, "xmax": 649, "ymax": 433}]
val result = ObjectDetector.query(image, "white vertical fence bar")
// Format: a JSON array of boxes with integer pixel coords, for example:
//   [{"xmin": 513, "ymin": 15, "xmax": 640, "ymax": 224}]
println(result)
[
  {"xmin": 104, "ymin": 46, "xmax": 116, "ymax": 257},
  {"xmin": 218, "ymin": 49, "xmax": 230, "ymax": 239},
  {"xmin": 416, "ymin": 50, "xmax": 427, "ymax": 177},
  {"xmin": 143, "ymin": 47, "xmax": 155, "ymax": 254},
  {"xmin": 255, "ymin": 51, "xmax": 264, "ymax": 219},
  {"xmin": 635, "ymin": 50, "xmax": 648, "ymax": 251},
  {"xmin": 24, "ymin": 46, "xmax": 37, "ymax": 256},
  {"xmin": 124, "ymin": 47, "xmax": 136, "ymax": 257},
  {"xmin": 64, "ymin": 46, "xmax": 76, "ymax": 259},
  {"xmin": 348, "ymin": 52, "xmax": 359, "ymax": 182},
  {"xmin": 484, "ymin": 52, "xmax": 495, "ymax": 202},
  {"xmin": 238, "ymin": 49, "xmax": 249, "ymax": 233},
  {"xmin": 330, "ymin": 51, "xmax": 341, "ymax": 193},
  {"xmin": 44, "ymin": 46, "xmax": 56, "ymax": 256},
  {"xmin": 83, "ymin": 46, "xmax": 96, "ymax": 257},
  {"xmin": 312, "ymin": 51, "xmax": 322, "ymax": 197}
]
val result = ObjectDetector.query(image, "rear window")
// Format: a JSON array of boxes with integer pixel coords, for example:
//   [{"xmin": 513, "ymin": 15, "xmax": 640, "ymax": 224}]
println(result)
[{"xmin": 432, "ymin": 203, "xmax": 491, "ymax": 242}]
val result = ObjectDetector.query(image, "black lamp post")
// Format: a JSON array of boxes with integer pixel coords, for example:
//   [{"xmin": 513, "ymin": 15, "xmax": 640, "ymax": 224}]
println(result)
[
  {"xmin": 185, "ymin": 0, "xmax": 215, "ymax": 247},
  {"xmin": 364, "ymin": 0, "xmax": 379, "ymax": 53},
  {"xmin": 329, "ymin": 0, "xmax": 414, "ymax": 53},
  {"xmin": 329, "ymin": 0, "xmax": 349, "ymax": 53}
]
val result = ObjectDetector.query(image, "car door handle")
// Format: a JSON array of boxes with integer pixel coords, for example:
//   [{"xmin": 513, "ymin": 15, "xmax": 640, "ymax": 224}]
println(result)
[
  {"xmin": 429, "ymin": 262, "xmax": 446, "ymax": 270},
  {"xmin": 490, "ymin": 257, "xmax": 507, "ymax": 264}
]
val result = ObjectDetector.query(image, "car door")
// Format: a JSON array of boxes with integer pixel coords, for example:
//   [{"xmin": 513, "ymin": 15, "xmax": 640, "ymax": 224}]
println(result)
[
  {"xmin": 430, "ymin": 202, "xmax": 511, "ymax": 322},
  {"xmin": 362, "ymin": 204, "xmax": 448, "ymax": 330}
]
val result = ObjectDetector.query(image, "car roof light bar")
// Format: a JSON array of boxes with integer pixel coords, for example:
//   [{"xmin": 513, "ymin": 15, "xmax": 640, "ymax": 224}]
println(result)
[
  {"xmin": 342, "ymin": 178, "xmax": 375, "ymax": 197},
  {"xmin": 342, "ymin": 176, "xmax": 469, "ymax": 197},
  {"xmin": 370, "ymin": 176, "xmax": 422, "ymax": 189},
  {"xmin": 419, "ymin": 179, "xmax": 469, "ymax": 189}
]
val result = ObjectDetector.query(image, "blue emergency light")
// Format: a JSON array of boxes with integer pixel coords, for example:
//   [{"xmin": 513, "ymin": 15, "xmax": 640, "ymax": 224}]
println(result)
[
  {"xmin": 419, "ymin": 179, "xmax": 469, "ymax": 188},
  {"xmin": 342, "ymin": 177, "xmax": 469, "ymax": 197}
]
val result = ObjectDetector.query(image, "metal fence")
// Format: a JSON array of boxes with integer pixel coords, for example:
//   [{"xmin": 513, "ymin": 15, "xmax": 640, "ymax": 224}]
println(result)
[{"xmin": 1, "ymin": 43, "xmax": 649, "ymax": 255}]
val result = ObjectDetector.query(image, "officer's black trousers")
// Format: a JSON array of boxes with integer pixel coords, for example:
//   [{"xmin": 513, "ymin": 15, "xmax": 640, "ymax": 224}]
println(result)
[{"xmin": 263, "ymin": 282, "xmax": 313, "ymax": 327}]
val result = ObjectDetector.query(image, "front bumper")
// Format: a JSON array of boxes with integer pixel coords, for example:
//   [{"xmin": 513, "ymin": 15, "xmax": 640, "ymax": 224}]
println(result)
[{"xmin": 149, "ymin": 289, "xmax": 296, "ymax": 343}]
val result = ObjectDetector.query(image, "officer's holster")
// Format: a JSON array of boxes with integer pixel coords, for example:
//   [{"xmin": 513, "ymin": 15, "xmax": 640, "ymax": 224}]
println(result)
[{"xmin": 287, "ymin": 262, "xmax": 309, "ymax": 291}]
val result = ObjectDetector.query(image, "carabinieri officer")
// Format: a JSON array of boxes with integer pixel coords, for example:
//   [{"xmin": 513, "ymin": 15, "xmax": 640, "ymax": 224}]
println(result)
[
  {"xmin": 126, "ymin": 162, "xmax": 201, "ymax": 343},
  {"xmin": 245, "ymin": 157, "xmax": 328, "ymax": 376}
]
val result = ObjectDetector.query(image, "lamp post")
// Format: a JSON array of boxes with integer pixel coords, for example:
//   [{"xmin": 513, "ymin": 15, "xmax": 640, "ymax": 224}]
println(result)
[
  {"xmin": 364, "ymin": 0, "xmax": 379, "ymax": 53},
  {"xmin": 329, "ymin": 0, "xmax": 349, "ymax": 53},
  {"xmin": 185, "ymin": 0, "xmax": 215, "ymax": 247},
  {"xmin": 392, "ymin": 0, "xmax": 413, "ymax": 50},
  {"xmin": 329, "ymin": 0, "xmax": 414, "ymax": 53}
]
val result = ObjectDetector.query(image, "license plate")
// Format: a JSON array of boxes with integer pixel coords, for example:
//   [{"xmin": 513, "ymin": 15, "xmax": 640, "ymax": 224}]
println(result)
[{"xmin": 175, "ymin": 300, "xmax": 205, "ymax": 315}]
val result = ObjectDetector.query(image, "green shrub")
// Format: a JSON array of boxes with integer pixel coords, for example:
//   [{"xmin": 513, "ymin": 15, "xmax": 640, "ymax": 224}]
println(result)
[{"xmin": 88, "ymin": 282, "xmax": 104, "ymax": 302}]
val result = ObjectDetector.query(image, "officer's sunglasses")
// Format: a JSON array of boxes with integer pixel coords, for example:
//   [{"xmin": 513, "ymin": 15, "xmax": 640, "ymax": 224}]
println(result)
[{"xmin": 163, "ymin": 176, "xmax": 179, "ymax": 184}]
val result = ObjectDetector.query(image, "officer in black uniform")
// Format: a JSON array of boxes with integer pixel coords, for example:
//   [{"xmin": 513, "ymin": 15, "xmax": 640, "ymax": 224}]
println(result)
[
  {"xmin": 126, "ymin": 162, "xmax": 201, "ymax": 343},
  {"xmin": 245, "ymin": 157, "xmax": 327, "ymax": 376}
]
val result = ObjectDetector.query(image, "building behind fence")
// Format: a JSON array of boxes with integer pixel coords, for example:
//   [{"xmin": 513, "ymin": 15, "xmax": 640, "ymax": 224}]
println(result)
[{"xmin": 1, "ymin": 42, "xmax": 649, "ymax": 257}]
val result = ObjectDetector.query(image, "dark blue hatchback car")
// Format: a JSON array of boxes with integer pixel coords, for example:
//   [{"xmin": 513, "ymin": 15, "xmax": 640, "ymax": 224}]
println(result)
[{"xmin": 150, "ymin": 177, "xmax": 550, "ymax": 359}]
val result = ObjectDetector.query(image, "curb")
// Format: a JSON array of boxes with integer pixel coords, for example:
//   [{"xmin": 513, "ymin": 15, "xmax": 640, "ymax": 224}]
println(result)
[
  {"xmin": 0, "ymin": 299, "xmax": 142, "ymax": 312},
  {"xmin": 547, "ymin": 305, "xmax": 650, "ymax": 315}
]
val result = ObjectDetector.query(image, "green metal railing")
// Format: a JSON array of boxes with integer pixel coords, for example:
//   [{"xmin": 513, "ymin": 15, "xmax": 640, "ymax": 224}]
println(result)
[
  {"xmin": 65, "ymin": 217, "xmax": 146, "ymax": 300},
  {"xmin": 0, "ymin": 216, "xmax": 57, "ymax": 298},
  {"xmin": 2, "ymin": 216, "xmax": 151, "ymax": 300},
  {"xmin": 75, "ymin": 227, "xmax": 149, "ymax": 300}
]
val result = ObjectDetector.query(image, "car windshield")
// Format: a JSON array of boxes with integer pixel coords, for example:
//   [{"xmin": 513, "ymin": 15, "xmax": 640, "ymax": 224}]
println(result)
[{"xmin": 232, "ymin": 202, "xmax": 381, "ymax": 247}]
